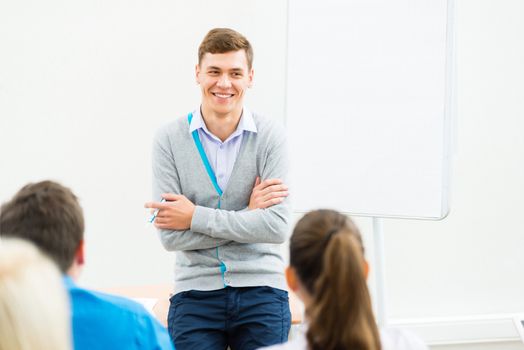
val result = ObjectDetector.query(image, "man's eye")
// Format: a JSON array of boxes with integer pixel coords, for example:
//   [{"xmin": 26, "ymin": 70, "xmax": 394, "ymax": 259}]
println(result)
[
  {"xmin": 208, "ymin": 71, "xmax": 219, "ymax": 75},
  {"xmin": 232, "ymin": 72, "xmax": 242, "ymax": 77}
]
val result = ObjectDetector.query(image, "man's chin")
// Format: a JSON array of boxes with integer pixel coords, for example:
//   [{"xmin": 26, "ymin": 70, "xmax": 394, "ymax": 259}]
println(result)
[{"xmin": 211, "ymin": 104, "xmax": 240, "ymax": 116}]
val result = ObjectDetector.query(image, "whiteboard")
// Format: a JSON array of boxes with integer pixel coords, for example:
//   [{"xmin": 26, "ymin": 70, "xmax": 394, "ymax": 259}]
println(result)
[{"xmin": 286, "ymin": 0, "xmax": 454, "ymax": 219}]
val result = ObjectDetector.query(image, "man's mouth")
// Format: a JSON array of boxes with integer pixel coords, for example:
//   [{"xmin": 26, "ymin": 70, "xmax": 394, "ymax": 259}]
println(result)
[{"xmin": 212, "ymin": 92, "xmax": 234, "ymax": 99}]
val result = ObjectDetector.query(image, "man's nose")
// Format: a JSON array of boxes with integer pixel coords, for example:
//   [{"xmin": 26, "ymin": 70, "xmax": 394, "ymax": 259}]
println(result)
[{"xmin": 217, "ymin": 74, "xmax": 232, "ymax": 88}]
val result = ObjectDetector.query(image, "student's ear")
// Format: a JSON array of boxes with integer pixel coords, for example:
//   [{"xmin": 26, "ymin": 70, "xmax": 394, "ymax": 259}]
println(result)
[
  {"xmin": 285, "ymin": 266, "xmax": 299, "ymax": 292},
  {"xmin": 75, "ymin": 240, "xmax": 85, "ymax": 266},
  {"xmin": 363, "ymin": 260, "xmax": 370, "ymax": 280},
  {"xmin": 195, "ymin": 64, "xmax": 201, "ymax": 84},
  {"xmin": 67, "ymin": 240, "xmax": 85, "ymax": 281}
]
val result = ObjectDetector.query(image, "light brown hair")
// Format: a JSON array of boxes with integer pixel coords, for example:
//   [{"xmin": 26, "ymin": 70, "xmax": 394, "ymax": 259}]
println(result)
[
  {"xmin": 0, "ymin": 238, "xmax": 71, "ymax": 350},
  {"xmin": 290, "ymin": 209, "xmax": 381, "ymax": 350},
  {"xmin": 0, "ymin": 180, "xmax": 84, "ymax": 272},
  {"xmin": 198, "ymin": 28, "xmax": 254, "ymax": 69}
]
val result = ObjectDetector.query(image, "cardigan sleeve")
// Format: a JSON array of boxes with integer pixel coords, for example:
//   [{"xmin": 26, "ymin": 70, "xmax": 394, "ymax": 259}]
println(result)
[{"xmin": 190, "ymin": 120, "xmax": 292, "ymax": 244}]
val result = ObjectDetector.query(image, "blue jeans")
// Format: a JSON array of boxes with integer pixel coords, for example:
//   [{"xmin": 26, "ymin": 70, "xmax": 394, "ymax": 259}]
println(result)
[{"xmin": 168, "ymin": 286, "xmax": 291, "ymax": 350}]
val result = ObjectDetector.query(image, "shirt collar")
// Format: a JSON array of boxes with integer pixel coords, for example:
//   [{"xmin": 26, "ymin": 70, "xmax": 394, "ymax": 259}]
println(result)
[
  {"xmin": 237, "ymin": 107, "xmax": 258, "ymax": 133},
  {"xmin": 189, "ymin": 107, "xmax": 258, "ymax": 137},
  {"xmin": 63, "ymin": 275, "xmax": 75, "ymax": 289}
]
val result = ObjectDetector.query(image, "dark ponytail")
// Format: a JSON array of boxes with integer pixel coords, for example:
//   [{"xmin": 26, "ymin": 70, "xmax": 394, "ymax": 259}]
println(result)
[{"xmin": 290, "ymin": 209, "xmax": 381, "ymax": 350}]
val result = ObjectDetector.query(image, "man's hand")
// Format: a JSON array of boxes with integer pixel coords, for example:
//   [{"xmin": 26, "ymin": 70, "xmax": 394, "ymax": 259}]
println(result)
[
  {"xmin": 248, "ymin": 177, "xmax": 289, "ymax": 210},
  {"xmin": 144, "ymin": 193, "xmax": 195, "ymax": 230}
]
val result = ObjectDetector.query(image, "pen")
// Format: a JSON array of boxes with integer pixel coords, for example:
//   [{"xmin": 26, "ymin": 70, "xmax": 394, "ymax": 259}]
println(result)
[{"xmin": 148, "ymin": 198, "xmax": 166, "ymax": 223}]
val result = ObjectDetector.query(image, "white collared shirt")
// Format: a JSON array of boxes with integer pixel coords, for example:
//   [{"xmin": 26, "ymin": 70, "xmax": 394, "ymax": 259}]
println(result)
[{"xmin": 189, "ymin": 107, "xmax": 257, "ymax": 192}]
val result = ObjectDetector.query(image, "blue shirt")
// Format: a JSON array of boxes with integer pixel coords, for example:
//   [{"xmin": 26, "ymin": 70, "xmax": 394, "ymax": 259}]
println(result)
[
  {"xmin": 189, "ymin": 107, "xmax": 258, "ymax": 192},
  {"xmin": 64, "ymin": 277, "xmax": 174, "ymax": 350}
]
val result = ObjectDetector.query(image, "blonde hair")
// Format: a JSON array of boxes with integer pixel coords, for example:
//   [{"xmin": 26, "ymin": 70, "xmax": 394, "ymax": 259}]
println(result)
[
  {"xmin": 290, "ymin": 209, "xmax": 381, "ymax": 350},
  {"xmin": 0, "ymin": 238, "xmax": 71, "ymax": 350}
]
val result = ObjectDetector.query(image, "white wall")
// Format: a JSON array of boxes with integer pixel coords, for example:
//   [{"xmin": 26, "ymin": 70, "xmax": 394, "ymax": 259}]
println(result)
[
  {"xmin": 0, "ymin": 0, "xmax": 288, "ymax": 288},
  {"xmin": 1, "ymin": 1, "xmax": 523, "ymax": 349}
]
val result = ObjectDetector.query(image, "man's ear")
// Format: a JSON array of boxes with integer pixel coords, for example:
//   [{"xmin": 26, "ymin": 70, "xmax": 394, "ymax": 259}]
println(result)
[
  {"xmin": 195, "ymin": 64, "xmax": 201, "ymax": 84},
  {"xmin": 75, "ymin": 240, "xmax": 85, "ymax": 266},
  {"xmin": 248, "ymin": 68, "xmax": 254, "ymax": 88},
  {"xmin": 285, "ymin": 266, "xmax": 299, "ymax": 292},
  {"xmin": 363, "ymin": 259, "xmax": 370, "ymax": 280}
]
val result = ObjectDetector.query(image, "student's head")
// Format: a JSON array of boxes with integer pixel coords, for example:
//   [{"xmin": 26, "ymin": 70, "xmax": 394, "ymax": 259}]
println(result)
[
  {"xmin": 287, "ymin": 209, "xmax": 381, "ymax": 350},
  {"xmin": 196, "ymin": 28, "xmax": 254, "ymax": 117},
  {"xmin": 0, "ymin": 238, "xmax": 71, "ymax": 350},
  {"xmin": 0, "ymin": 180, "xmax": 85, "ymax": 275}
]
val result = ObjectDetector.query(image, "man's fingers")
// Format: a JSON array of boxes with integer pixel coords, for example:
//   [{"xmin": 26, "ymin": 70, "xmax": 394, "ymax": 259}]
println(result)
[
  {"xmin": 260, "ymin": 184, "xmax": 288, "ymax": 196},
  {"xmin": 145, "ymin": 194, "xmax": 185, "ymax": 209},
  {"xmin": 253, "ymin": 178, "xmax": 283, "ymax": 191},
  {"xmin": 253, "ymin": 177, "xmax": 266, "ymax": 191},
  {"xmin": 256, "ymin": 196, "xmax": 285, "ymax": 209},
  {"xmin": 265, "ymin": 197, "xmax": 285, "ymax": 206},
  {"xmin": 144, "ymin": 202, "xmax": 163, "ymax": 210},
  {"xmin": 162, "ymin": 193, "xmax": 183, "ymax": 201},
  {"xmin": 144, "ymin": 201, "xmax": 169, "ymax": 209},
  {"xmin": 259, "ymin": 178, "xmax": 283, "ymax": 189},
  {"xmin": 154, "ymin": 217, "xmax": 170, "ymax": 225},
  {"xmin": 154, "ymin": 222, "xmax": 170, "ymax": 229},
  {"xmin": 254, "ymin": 185, "xmax": 288, "ymax": 199},
  {"xmin": 253, "ymin": 179, "xmax": 286, "ymax": 193},
  {"xmin": 262, "ymin": 191, "xmax": 288, "ymax": 203},
  {"xmin": 155, "ymin": 211, "xmax": 169, "ymax": 218},
  {"xmin": 253, "ymin": 191, "xmax": 287, "ymax": 210}
]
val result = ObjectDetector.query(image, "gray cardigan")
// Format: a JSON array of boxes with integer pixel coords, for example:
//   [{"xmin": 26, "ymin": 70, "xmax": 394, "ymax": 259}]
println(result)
[{"xmin": 152, "ymin": 111, "xmax": 291, "ymax": 293}]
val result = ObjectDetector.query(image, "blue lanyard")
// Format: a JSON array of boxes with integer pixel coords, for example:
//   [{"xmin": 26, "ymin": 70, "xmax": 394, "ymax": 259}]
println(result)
[
  {"xmin": 187, "ymin": 113, "xmax": 223, "ymax": 206},
  {"xmin": 188, "ymin": 112, "xmax": 227, "ymax": 286}
]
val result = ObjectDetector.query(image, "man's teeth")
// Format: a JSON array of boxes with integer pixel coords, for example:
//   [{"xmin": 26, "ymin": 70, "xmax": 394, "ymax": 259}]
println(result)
[{"xmin": 214, "ymin": 93, "xmax": 233, "ymax": 98}]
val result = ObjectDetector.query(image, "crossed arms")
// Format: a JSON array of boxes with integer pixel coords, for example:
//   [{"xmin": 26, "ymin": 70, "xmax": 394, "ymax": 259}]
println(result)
[{"xmin": 145, "ymin": 125, "xmax": 291, "ymax": 251}]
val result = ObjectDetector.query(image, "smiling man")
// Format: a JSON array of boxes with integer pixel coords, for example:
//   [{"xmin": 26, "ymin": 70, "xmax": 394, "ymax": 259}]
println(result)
[{"xmin": 145, "ymin": 28, "xmax": 292, "ymax": 349}]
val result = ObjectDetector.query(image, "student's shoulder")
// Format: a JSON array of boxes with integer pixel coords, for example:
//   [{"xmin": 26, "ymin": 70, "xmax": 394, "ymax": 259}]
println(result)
[
  {"xmin": 67, "ymin": 284, "xmax": 162, "ymax": 332},
  {"xmin": 380, "ymin": 327, "xmax": 429, "ymax": 350},
  {"xmin": 69, "ymin": 285, "xmax": 151, "ymax": 319},
  {"xmin": 67, "ymin": 283, "xmax": 173, "ymax": 349}
]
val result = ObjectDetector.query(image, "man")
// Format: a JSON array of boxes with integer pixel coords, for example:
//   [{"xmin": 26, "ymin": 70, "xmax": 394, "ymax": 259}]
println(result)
[
  {"xmin": 145, "ymin": 28, "xmax": 292, "ymax": 349},
  {"xmin": 0, "ymin": 181, "xmax": 174, "ymax": 350}
]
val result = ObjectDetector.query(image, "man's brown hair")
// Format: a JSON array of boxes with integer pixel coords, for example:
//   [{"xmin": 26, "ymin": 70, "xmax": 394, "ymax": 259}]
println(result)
[
  {"xmin": 198, "ymin": 28, "xmax": 254, "ymax": 70},
  {"xmin": 0, "ymin": 180, "xmax": 84, "ymax": 273}
]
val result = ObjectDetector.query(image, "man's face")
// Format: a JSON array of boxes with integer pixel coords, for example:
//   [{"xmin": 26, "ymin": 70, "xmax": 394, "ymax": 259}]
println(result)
[{"xmin": 196, "ymin": 50, "xmax": 253, "ymax": 117}]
